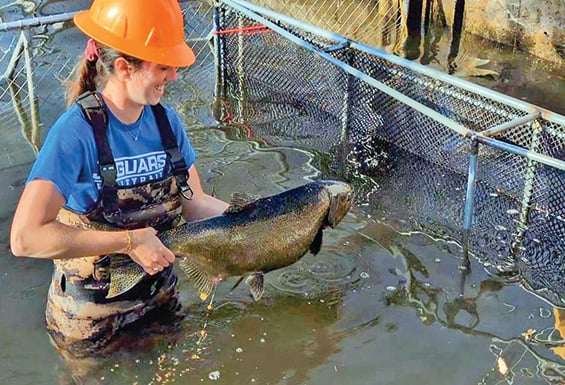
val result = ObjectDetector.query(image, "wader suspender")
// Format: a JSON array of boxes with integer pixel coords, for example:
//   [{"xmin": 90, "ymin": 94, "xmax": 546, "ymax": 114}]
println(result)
[
  {"xmin": 151, "ymin": 103, "xmax": 194, "ymax": 200},
  {"xmin": 75, "ymin": 92, "xmax": 193, "ymax": 224}
]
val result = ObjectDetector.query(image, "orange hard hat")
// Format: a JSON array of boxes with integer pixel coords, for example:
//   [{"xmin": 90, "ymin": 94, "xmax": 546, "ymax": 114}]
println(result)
[{"xmin": 73, "ymin": 0, "xmax": 195, "ymax": 67}]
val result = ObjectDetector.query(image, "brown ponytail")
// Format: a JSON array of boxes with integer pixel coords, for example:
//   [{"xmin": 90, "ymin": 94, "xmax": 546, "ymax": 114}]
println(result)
[
  {"xmin": 65, "ymin": 57, "xmax": 96, "ymax": 107},
  {"xmin": 65, "ymin": 40, "xmax": 144, "ymax": 107}
]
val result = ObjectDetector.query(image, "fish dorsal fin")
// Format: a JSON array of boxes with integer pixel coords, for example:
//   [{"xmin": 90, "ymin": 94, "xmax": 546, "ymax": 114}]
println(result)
[
  {"xmin": 309, "ymin": 228, "xmax": 324, "ymax": 255},
  {"xmin": 107, "ymin": 254, "xmax": 146, "ymax": 299},
  {"xmin": 245, "ymin": 272, "xmax": 265, "ymax": 301},
  {"xmin": 224, "ymin": 192, "xmax": 260, "ymax": 214},
  {"xmin": 177, "ymin": 257, "xmax": 215, "ymax": 301}
]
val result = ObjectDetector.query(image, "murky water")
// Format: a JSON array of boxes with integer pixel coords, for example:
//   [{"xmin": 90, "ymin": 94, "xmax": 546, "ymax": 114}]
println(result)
[
  {"xmin": 3, "ymin": 140, "xmax": 565, "ymax": 384},
  {"xmin": 2, "ymin": 1, "xmax": 565, "ymax": 385},
  {"xmin": 3, "ymin": 138, "xmax": 565, "ymax": 385}
]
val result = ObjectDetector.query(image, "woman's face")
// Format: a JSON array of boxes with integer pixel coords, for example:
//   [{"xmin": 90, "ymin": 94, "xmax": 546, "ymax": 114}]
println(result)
[{"xmin": 127, "ymin": 61, "xmax": 178, "ymax": 106}]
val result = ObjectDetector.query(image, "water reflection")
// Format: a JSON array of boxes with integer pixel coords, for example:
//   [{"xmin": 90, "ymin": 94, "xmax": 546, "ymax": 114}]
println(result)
[
  {"xmin": 480, "ymin": 337, "xmax": 565, "ymax": 384},
  {"xmin": 550, "ymin": 309, "xmax": 565, "ymax": 362},
  {"xmin": 356, "ymin": 217, "xmax": 565, "ymax": 384}
]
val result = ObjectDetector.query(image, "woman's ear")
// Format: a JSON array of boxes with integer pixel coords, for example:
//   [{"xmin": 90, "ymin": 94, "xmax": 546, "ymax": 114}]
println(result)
[{"xmin": 114, "ymin": 57, "xmax": 132, "ymax": 81}]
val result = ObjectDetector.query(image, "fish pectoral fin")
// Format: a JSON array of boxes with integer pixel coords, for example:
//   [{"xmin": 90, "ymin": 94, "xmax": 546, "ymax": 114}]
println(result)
[
  {"xmin": 106, "ymin": 257, "xmax": 146, "ymax": 299},
  {"xmin": 309, "ymin": 228, "xmax": 323, "ymax": 255},
  {"xmin": 245, "ymin": 272, "xmax": 265, "ymax": 301},
  {"xmin": 177, "ymin": 257, "xmax": 215, "ymax": 301}
]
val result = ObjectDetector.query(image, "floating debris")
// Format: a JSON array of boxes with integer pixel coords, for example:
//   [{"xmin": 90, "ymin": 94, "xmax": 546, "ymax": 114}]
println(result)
[
  {"xmin": 209, "ymin": 371, "xmax": 221, "ymax": 380},
  {"xmin": 496, "ymin": 356, "xmax": 509, "ymax": 376},
  {"xmin": 521, "ymin": 328, "xmax": 536, "ymax": 342}
]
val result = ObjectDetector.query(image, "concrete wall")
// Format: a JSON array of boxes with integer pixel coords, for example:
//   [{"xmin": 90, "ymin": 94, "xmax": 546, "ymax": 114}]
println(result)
[
  {"xmin": 248, "ymin": 0, "xmax": 564, "ymax": 66},
  {"xmin": 444, "ymin": 0, "xmax": 565, "ymax": 65}
]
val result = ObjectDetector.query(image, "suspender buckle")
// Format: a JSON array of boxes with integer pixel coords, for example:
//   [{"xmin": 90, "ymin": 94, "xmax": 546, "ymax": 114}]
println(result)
[
  {"xmin": 100, "ymin": 164, "xmax": 117, "ymax": 186},
  {"xmin": 179, "ymin": 182, "xmax": 194, "ymax": 200},
  {"xmin": 165, "ymin": 147, "xmax": 193, "ymax": 200}
]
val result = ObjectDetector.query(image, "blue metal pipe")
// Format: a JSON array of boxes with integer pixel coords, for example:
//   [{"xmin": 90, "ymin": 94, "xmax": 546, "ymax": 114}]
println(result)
[
  {"xmin": 213, "ymin": 3, "xmax": 224, "ymax": 80},
  {"xmin": 461, "ymin": 137, "xmax": 479, "ymax": 268},
  {"xmin": 476, "ymin": 134, "xmax": 565, "ymax": 171},
  {"xmin": 0, "ymin": 12, "xmax": 77, "ymax": 32},
  {"xmin": 463, "ymin": 138, "xmax": 479, "ymax": 232},
  {"xmin": 482, "ymin": 112, "xmax": 540, "ymax": 137}
]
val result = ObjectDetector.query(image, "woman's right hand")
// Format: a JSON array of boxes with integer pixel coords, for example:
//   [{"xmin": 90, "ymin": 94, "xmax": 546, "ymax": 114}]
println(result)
[{"xmin": 126, "ymin": 227, "xmax": 176, "ymax": 275}]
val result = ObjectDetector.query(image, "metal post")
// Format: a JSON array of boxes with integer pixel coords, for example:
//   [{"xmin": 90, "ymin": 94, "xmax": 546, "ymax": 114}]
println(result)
[
  {"xmin": 462, "ymin": 136, "xmax": 479, "ymax": 269},
  {"xmin": 448, "ymin": 0, "xmax": 465, "ymax": 73},
  {"xmin": 339, "ymin": 45, "xmax": 353, "ymax": 177},
  {"xmin": 235, "ymin": 9, "xmax": 246, "ymax": 122},
  {"xmin": 405, "ymin": 0, "xmax": 423, "ymax": 59},
  {"xmin": 213, "ymin": 2, "xmax": 227, "ymax": 121},
  {"xmin": 510, "ymin": 119, "xmax": 542, "ymax": 263}
]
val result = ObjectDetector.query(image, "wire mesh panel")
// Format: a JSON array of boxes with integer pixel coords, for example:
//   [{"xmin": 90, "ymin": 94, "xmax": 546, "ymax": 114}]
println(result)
[
  {"xmin": 242, "ymin": 0, "xmax": 408, "ymax": 54},
  {"xmin": 475, "ymin": 116, "xmax": 565, "ymax": 301},
  {"xmin": 215, "ymin": 6, "xmax": 349, "ymax": 151},
  {"xmin": 345, "ymin": 71, "xmax": 472, "ymax": 175},
  {"xmin": 0, "ymin": 29, "xmax": 41, "ymax": 168}
]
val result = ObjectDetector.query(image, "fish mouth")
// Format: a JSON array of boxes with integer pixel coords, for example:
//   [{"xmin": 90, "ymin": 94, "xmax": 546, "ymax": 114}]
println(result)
[
  {"xmin": 324, "ymin": 180, "xmax": 354, "ymax": 201},
  {"xmin": 324, "ymin": 181, "xmax": 354, "ymax": 227}
]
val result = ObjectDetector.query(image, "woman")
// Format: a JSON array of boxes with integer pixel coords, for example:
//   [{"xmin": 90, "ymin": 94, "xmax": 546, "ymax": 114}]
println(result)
[{"xmin": 9, "ymin": 0, "xmax": 229, "ymax": 357}]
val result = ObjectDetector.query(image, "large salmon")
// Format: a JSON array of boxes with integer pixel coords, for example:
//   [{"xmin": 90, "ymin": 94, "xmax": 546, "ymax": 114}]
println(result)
[{"xmin": 107, "ymin": 180, "xmax": 354, "ymax": 301}]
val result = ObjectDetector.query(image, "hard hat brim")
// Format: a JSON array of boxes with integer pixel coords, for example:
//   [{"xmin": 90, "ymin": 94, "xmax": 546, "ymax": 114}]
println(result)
[{"xmin": 74, "ymin": 10, "xmax": 196, "ymax": 68}]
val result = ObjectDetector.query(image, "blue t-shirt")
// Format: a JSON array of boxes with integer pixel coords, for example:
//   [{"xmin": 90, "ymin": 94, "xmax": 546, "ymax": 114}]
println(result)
[{"xmin": 26, "ymin": 102, "xmax": 197, "ymax": 214}]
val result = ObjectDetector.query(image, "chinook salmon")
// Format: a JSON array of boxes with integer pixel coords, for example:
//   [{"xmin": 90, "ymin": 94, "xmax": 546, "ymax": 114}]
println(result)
[{"xmin": 106, "ymin": 180, "xmax": 353, "ymax": 301}]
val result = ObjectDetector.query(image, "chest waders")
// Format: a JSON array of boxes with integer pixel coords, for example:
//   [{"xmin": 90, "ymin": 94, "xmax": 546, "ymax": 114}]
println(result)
[{"xmin": 46, "ymin": 92, "xmax": 193, "ymax": 358}]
